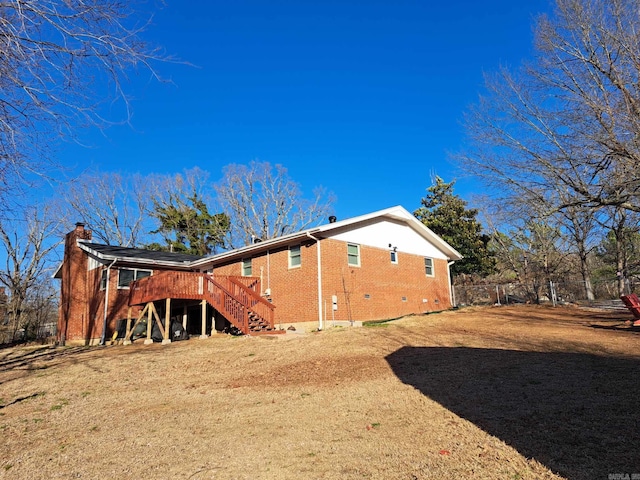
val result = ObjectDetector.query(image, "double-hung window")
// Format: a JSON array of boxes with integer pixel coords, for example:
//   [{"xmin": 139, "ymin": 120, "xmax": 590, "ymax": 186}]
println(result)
[
  {"xmin": 100, "ymin": 269, "xmax": 108, "ymax": 290},
  {"xmin": 242, "ymin": 258, "xmax": 252, "ymax": 276},
  {"xmin": 347, "ymin": 244, "xmax": 360, "ymax": 267},
  {"xmin": 289, "ymin": 245, "xmax": 301, "ymax": 268},
  {"xmin": 424, "ymin": 257, "xmax": 434, "ymax": 277}
]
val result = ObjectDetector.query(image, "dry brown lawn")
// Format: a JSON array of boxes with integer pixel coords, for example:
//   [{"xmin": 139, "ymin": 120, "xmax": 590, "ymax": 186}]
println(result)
[{"xmin": 1, "ymin": 304, "xmax": 639, "ymax": 480}]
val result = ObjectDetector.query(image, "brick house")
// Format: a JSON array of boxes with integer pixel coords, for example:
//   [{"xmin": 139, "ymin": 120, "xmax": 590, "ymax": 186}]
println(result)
[{"xmin": 55, "ymin": 206, "xmax": 462, "ymax": 345}]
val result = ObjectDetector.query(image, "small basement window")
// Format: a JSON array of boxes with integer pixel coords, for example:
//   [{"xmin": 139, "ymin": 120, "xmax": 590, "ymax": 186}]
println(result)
[{"xmin": 117, "ymin": 268, "xmax": 151, "ymax": 288}]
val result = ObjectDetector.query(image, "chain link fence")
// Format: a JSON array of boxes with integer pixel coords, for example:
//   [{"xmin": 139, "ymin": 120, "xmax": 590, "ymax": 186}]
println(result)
[{"xmin": 453, "ymin": 277, "xmax": 639, "ymax": 307}]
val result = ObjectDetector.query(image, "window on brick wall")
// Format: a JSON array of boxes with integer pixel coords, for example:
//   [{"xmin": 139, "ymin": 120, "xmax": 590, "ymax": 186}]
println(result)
[
  {"xmin": 100, "ymin": 269, "xmax": 107, "ymax": 290},
  {"xmin": 424, "ymin": 257, "xmax": 434, "ymax": 277},
  {"xmin": 117, "ymin": 268, "xmax": 151, "ymax": 288},
  {"xmin": 347, "ymin": 243, "xmax": 360, "ymax": 266},
  {"xmin": 289, "ymin": 245, "xmax": 301, "ymax": 268},
  {"xmin": 390, "ymin": 250, "xmax": 398, "ymax": 264},
  {"xmin": 242, "ymin": 258, "xmax": 252, "ymax": 276}
]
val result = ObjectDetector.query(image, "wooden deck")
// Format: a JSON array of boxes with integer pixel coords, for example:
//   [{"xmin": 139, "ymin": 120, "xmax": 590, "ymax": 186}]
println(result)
[{"xmin": 129, "ymin": 271, "xmax": 278, "ymax": 335}]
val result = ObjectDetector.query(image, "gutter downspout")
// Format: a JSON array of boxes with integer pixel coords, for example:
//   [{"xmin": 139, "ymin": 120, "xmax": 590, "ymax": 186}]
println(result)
[
  {"xmin": 100, "ymin": 259, "xmax": 117, "ymax": 345},
  {"xmin": 306, "ymin": 232, "xmax": 323, "ymax": 331},
  {"xmin": 447, "ymin": 261, "xmax": 456, "ymax": 308}
]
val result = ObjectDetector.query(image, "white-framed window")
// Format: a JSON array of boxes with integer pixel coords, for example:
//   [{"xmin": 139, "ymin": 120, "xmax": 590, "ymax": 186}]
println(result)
[
  {"xmin": 390, "ymin": 250, "xmax": 398, "ymax": 264},
  {"xmin": 347, "ymin": 243, "xmax": 360, "ymax": 266},
  {"xmin": 242, "ymin": 258, "xmax": 252, "ymax": 276},
  {"xmin": 424, "ymin": 257, "xmax": 434, "ymax": 277},
  {"xmin": 100, "ymin": 269, "xmax": 108, "ymax": 290},
  {"xmin": 289, "ymin": 245, "xmax": 301, "ymax": 268},
  {"xmin": 117, "ymin": 268, "xmax": 152, "ymax": 289}
]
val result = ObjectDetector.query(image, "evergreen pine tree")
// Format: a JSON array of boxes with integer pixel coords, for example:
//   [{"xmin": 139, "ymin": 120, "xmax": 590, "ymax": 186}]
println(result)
[{"xmin": 414, "ymin": 177, "xmax": 495, "ymax": 277}]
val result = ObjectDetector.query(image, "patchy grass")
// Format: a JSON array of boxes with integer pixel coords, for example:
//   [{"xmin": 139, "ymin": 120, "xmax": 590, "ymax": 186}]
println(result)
[{"xmin": 0, "ymin": 304, "xmax": 638, "ymax": 479}]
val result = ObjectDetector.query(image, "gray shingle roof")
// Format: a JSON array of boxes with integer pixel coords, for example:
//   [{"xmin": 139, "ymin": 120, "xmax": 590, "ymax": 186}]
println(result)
[{"xmin": 82, "ymin": 243, "xmax": 206, "ymax": 263}]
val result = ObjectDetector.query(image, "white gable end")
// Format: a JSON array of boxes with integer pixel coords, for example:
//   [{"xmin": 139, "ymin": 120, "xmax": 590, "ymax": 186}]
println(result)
[{"xmin": 325, "ymin": 218, "xmax": 449, "ymax": 260}]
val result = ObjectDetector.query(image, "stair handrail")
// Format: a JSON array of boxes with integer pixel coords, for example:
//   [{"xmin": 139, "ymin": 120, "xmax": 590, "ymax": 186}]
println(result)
[
  {"xmin": 202, "ymin": 274, "xmax": 249, "ymax": 334},
  {"xmin": 227, "ymin": 276, "xmax": 275, "ymax": 328},
  {"xmin": 127, "ymin": 271, "xmax": 274, "ymax": 334},
  {"xmin": 227, "ymin": 275, "xmax": 261, "ymax": 292}
]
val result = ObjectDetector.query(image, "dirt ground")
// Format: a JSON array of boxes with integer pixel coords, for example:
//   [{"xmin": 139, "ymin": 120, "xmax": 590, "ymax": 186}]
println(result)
[{"xmin": 1, "ymin": 304, "xmax": 639, "ymax": 480}]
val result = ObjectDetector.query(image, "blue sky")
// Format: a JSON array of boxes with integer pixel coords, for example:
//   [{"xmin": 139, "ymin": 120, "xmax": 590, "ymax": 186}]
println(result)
[{"xmin": 57, "ymin": 0, "xmax": 552, "ymax": 221}]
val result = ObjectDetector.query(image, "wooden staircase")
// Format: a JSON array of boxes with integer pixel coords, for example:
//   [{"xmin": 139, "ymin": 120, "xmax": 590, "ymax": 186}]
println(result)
[{"xmin": 128, "ymin": 271, "xmax": 282, "ymax": 335}]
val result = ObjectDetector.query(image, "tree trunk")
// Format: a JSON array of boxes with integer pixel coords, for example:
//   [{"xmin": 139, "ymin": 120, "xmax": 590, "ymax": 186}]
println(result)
[
  {"xmin": 578, "ymin": 251, "xmax": 595, "ymax": 301},
  {"xmin": 616, "ymin": 239, "xmax": 626, "ymax": 296}
]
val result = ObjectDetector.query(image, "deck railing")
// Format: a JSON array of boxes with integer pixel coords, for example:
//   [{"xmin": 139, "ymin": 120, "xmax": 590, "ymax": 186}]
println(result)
[
  {"xmin": 129, "ymin": 271, "xmax": 205, "ymax": 305},
  {"xmin": 227, "ymin": 276, "xmax": 261, "ymax": 293},
  {"xmin": 129, "ymin": 271, "xmax": 275, "ymax": 334}
]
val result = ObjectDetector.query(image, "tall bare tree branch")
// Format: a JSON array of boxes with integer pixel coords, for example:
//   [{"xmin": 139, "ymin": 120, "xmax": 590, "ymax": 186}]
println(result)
[
  {"xmin": 59, "ymin": 170, "xmax": 154, "ymax": 246},
  {"xmin": 0, "ymin": 203, "xmax": 63, "ymax": 340},
  {"xmin": 0, "ymin": 0, "xmax": 167, "ymax": 205},
  {"xmin": 215, "ymin": 161, "xmax": 335, "ymax": 248},
  {"xmin": 459, "ymin": 0, "xmax": 640, "ymax": 213}
]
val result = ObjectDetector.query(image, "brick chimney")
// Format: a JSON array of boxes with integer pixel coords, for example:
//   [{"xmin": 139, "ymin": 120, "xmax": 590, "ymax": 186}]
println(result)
[{"xmin": 71, "ymin": 222, "xmax": 92, "ymax": 241}]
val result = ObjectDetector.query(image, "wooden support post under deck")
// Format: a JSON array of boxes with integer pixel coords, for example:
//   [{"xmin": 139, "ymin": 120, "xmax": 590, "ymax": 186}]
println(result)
[
  {"xmin": 199, "ymin": 299, "xmax": 208, "ymax": 339},
  {"xmin": 182, "ymin": 305, "xmax": 188, "ymax": 330},
  {"xmin": 123, "ymin": 307, "xmax": 133, "ymax": 345},
  {"xmin": 162, "ymin": 298, "xmax": 172, "ymax": 345},
  {"xmin": 144, "ymin": 302, "xmax": 154, "ymax": 345}
]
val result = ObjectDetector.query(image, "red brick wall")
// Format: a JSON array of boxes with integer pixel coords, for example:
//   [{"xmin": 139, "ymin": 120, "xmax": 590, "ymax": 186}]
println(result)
[
  {"xmin": 58, "ymin": 228, "xmax": 455, "ymax": 343},
  {"xmin": 212, "ymin": 240, "xmax": 319, "ymax": 324},
  {"xmin": 211, "ymin": 237, "xmax": 452, "ymax": 325},
  {"xmin": 263, "ymin": 242, "xmax": 319, "ymax": 324},
  {"xmin": 58, "ymin": 225, "xmax": 146, "ymax": 345},
  {"xmin": 319, "ymin": 238, "xmax": 452, "ymax": 322},
  {"xmin": 57, "ymin": 224, "xmax": 93, "ymax": 344}
]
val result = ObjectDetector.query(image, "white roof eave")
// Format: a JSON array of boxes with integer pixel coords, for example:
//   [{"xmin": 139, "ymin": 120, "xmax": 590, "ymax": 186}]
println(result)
[
  {"xmin": 71, "ymin": 206, "xmax": 462, "ymax": 272},
  {"xmin": 193, "ymin": 205, "xmax": 463, "ymax": 266}
]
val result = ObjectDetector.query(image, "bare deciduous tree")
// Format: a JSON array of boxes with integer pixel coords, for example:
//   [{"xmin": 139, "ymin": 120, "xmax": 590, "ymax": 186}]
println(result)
[
  {"xmin": 459, "ymin": 0, "xmax": 640, "ymax": 214},
  {"xmin": 0, "ymin": 204, "xmax": 62, "ymax": 342},
  {"xmin": 0, "ymin": 0, "xmax": 165, "ymax": 204},
  {"xmin": 60, "ymin": 171, "xmax": 154, "ymax": 247},
  {"xmin": 215, "ymin": 161, "xmax": 334, "ymax": 248},
  {"xmin": 595, "ymin": 206, "xmax": 640, "ymax": 295},
  {"xmin": 555, "ymin": 204, "xmax": 600, "ymax": 300}
]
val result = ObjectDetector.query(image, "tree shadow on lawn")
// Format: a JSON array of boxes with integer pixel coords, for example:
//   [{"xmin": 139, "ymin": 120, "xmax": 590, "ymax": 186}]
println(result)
[
  {"xmin": 386, "ymin": 346, "xmax": 640, "ymax": 480},
  {"xmin": 0, "ymin": 344, "xmax": 146, "ymax": 386},
  {"xmin": 0, "ymin": 345, "xmax": 92, "ymax": 372}
]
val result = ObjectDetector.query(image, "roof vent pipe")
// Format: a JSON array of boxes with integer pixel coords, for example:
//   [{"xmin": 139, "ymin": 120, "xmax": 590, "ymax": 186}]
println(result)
[{"xmin": 328, "ymin": 216, "xmax": 337, "ymax": 223}]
